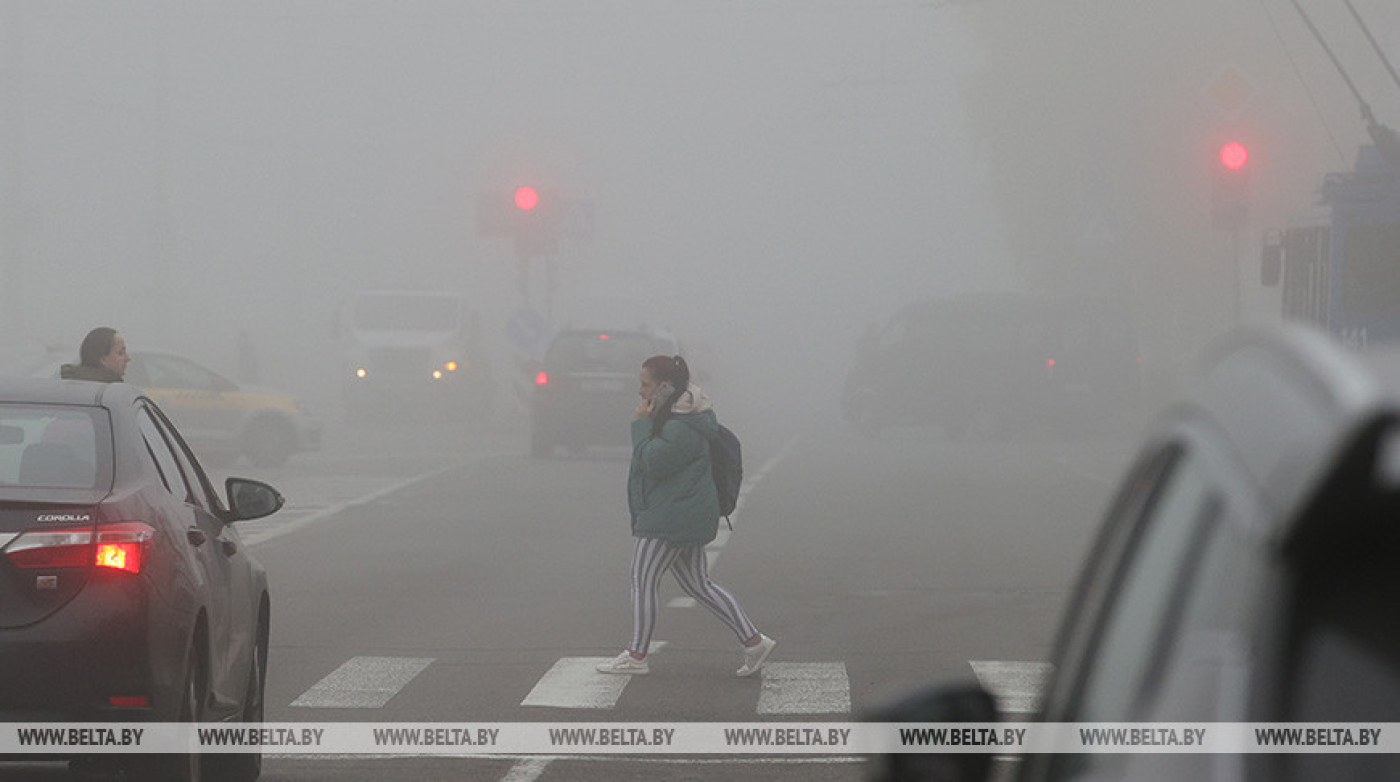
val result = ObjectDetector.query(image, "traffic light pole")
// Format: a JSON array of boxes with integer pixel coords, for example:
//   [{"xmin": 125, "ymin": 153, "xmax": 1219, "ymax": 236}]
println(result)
[{"xmin": 1233, "ymin": 226, "xmax": 1242, "ymax": 324}]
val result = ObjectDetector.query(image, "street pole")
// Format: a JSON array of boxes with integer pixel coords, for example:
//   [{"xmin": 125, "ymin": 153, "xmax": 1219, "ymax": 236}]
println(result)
[{"xmin": 1233, "ymin": 226, "xmax": 1242, "ymax": 324}]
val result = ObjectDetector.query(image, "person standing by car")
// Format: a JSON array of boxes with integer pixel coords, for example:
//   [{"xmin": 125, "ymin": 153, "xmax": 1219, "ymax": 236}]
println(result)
[
  {"xmin": 60, "ymin": 326, "xmax": 130, "ymax": 382},
  {"xmin": 596, "ymin": 355, "xmax": 776, "ymax": 677}
]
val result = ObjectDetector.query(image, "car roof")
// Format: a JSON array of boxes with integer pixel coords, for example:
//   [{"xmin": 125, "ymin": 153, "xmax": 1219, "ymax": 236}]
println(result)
[
  {"xmin": 0, "ymin": 377, "xmax": 143, "ymax": 408},
  {"xmin": 1172, "ymin": 324, "xmax": 1393, "ymax": 530}
]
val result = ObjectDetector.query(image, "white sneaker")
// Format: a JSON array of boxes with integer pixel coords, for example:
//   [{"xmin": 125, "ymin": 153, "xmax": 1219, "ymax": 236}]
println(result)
[
  {"xmin": 596, "ymin": 651, "xmax": 649, "ymax": 675},
  {"xmin": 736, "ymin": 635, "xmax": 776, "ymax": 677}
]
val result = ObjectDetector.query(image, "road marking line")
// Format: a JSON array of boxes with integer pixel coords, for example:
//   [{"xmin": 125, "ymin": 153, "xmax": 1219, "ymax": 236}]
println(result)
[
  {"xmin": 521, "ymin": 641, "xmax": 667, "ymax": 709},
  {"xmin": 969, "ymin": 660, "xmax": 1052, "ymax": 714},
  {"xmin": 500, "ymin": 757, "xmax": 553, "ymax": 782},
  {"xmin": 756, "ymin": 662, "xmax": 851, "ymax": 714},
  {"xmin": 290, "ymin": 656, "xmax": 434, "ymax": 708},
  {"xmin": 245, "ymin": 463, "xmax": 463, "ymax": 547},
  {"xmin": 521, "ymin": 658, "xmax": 633, "ymax": 709}
]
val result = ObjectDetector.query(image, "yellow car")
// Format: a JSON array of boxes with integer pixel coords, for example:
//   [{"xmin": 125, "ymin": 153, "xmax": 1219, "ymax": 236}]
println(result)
[{"xmin": 123, "ymin": 351, "xmax": 322, "ymax": 467}]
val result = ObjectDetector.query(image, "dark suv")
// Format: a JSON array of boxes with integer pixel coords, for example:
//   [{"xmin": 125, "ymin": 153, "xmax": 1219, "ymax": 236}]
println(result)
[
  {"xmin": 843, "ymin": 292, "xmax": 1143, "ymax": 438},
  {"xmin": 529, "ymin": 329, "xmax": 679, "ymax": 457},
  {"xmin": 873, "ymin": 324, "xmax": 1400, "ymax": 781}
]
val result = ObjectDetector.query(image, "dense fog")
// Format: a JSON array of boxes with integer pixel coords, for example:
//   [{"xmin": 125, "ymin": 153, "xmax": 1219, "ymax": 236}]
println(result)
[{"xmin": 3, "ymin": 1, "xmax": 1398, "ymax": 421}]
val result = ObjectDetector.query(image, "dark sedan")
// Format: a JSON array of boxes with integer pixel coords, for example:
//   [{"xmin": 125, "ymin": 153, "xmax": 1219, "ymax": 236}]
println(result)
[
  {"xmin": 874, "ymin": 324, "xmax": 1400, "ymax": 781},
  {"xmin": 0, "ymin": 378, "xmax": 282, "ymax": 781},
  {"xmin": 529, "ymin": 328, "xmax": 680, "ymax": 457}
]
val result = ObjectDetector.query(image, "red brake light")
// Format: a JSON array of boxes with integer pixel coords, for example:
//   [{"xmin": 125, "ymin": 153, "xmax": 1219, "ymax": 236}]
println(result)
[
  {"xmin": 535, "ymin": 371, "xmax": 549, "ymax": 386},
  {"xmin": 95, "ymin": 523, "xmax": 155, "ymax": 574},
  {"xmin": 598, "ymin": 334, "xmax": 610, "ymax": 340},
  {"xmin": 1046, "ymin": 358, "xmax": 1056, "ymax": 367}
]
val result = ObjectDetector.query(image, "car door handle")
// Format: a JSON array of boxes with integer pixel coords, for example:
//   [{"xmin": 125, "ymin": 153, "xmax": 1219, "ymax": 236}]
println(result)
[
  {"xmin": 220, "ymin": 538, "xmax": 238, "ymax": 557},
  {"xmin": 186, "ymin": 528, "xmax": 208, "ymax": 547}
]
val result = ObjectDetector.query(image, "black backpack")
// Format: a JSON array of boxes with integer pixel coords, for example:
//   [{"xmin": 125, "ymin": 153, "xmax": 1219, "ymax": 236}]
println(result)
[
  {"xmin": 708, "ymin": 424, "xmax": 743, "ymax": 529},
  {"xmin": 685, "ymin": 420, "xmax": 743, "ymax": 528}
]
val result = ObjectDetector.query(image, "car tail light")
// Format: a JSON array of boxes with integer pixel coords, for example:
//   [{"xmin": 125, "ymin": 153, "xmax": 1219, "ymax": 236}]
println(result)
[
  {"xmin": 95, "ymin": 523, "xmax": 155, "ymax": 574},
  {"xmin": 108, "ymin": 696, "xmax": 151, "ymax": 708},
  {"xmin": 4, "ymin": 522, "xmax": 155, "ymax": 574},
  {"xmin": 4, "ymin": 529, "xmax": 93, "ymax": 569},
  {"xmin": 536, "ymin": 371, "xmax": 549, "ymax": 386}
]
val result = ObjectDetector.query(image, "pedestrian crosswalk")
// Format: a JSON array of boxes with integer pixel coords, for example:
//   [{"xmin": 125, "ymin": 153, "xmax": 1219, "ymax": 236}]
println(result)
[
  {"xmin": 285, "ymin": 654, "xmax": 1047, "ymax": 716},
  {"xmin": 289, "ymin": 656, "xmax": 435, "ymax": 708}
]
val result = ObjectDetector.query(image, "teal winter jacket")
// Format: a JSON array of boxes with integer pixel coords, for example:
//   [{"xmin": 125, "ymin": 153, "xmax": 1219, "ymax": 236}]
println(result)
[{"xmin": 628, "ymin": 409, "xmax": 720, "ymax": 545}]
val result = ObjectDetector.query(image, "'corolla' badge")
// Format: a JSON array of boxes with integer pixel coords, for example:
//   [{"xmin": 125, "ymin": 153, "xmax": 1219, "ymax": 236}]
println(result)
[{"xmin": 36, "ymin": 514, "xmax": 91, "ymax": 523}]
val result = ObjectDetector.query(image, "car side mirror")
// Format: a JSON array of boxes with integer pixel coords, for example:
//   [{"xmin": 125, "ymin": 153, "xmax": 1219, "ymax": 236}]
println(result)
[
  {"xmin": 865, "ymin": 678, "xmax": 999, "ymax": 782},
  {"xmin": 225, "ymin": 477, "xmax": 285, "ymax": 521}
]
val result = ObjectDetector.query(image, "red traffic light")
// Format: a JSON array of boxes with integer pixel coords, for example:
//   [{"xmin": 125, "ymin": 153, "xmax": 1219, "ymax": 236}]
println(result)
[
  {"xmin": 515, "ymin": 186, "xmax": 539, "ymax": 211},
  {"xmin": 1220, "ymin": 142, "xmax": 1248, "ymax": 171}
]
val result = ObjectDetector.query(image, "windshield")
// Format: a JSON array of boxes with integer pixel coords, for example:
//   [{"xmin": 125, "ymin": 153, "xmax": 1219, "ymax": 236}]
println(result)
[
  {"xmin": 0, "ymin": 405, "xmax": 107, "ymax": 490},
  {"xmin": 352, "ymin": 295, "xmax": 462, "ymax": 332},
  {"xmin": 545, "ymin": 333, "xmax": 666, "ymax": 373}
]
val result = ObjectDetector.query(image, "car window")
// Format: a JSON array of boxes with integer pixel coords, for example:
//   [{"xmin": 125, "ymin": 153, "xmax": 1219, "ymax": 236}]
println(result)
[
  {"xmin": 146, "ymin": 402, "xmax": 222, "ymax": 513},
  {"xmin": 545, "ymin": 333, "xmax": 662, "ymax": 372},
  {"xmin": 142, "ymin": 354, "xmax": 215, "ymax": 390},
  {"xmin": 1074, "ymin": 454, "xmax": 1216, "ymax": 719},
  {"xmin": 137, "ymin": 406, "xmax": 193, "ymax": 503},
  {"xmin": 1043, "ymin": 448, "xmax": 1219, "ymax": 782},
  {"xmin": 0, "ymin": 404, "xmax": 105, "ymax": 490},
  {"xmin": 1076, "ymin": 501, "xmax": 1264, "ymax": 782}
]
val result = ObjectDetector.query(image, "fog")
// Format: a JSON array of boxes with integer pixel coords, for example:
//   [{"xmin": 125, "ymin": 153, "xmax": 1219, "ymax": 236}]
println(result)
[{"xmin": 3, "ymin": 0, "xmax": 1399, "ymax": 420}]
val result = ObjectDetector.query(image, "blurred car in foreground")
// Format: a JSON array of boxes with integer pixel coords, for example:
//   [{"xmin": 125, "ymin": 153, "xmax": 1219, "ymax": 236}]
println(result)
[
  {"xmin": 872, "ymin": 324, "xmax": 1400, "ymax": 781},
  {"xmin": 530, "ymin": 328, "xmax": 680, "ymax": 457},
  {"xmin": 0, "ymin": 378, "xmax": 283, "ymax": 781},
  {"xmin": 843, "ymin": 291, "xmax": 1142, "ymax": 439},
  {"xmin": 1, "ymin": 347, "xmax": 322, "ymax": 468}
]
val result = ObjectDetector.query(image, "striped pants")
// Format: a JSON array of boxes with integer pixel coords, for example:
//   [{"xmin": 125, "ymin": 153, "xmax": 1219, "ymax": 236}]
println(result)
[{"xmin": 629, "ymin": 536, "xmax": 759, "ymax": 656}]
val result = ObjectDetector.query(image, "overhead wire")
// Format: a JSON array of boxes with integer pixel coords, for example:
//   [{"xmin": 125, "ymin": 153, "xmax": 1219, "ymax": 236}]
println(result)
[
  {"xmin": 1257, "ymin": 0, "xmax": 1348, "ymax": 165},
  {"xmin": 1341, "ymin": 0, "xmax": 1400, "ymax": 95}
]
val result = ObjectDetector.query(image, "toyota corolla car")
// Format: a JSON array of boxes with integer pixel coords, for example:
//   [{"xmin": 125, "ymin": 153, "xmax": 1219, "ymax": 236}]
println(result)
[
  {"xmin": 0, "ymin": 377, "xmax": 282, "ymax": 781},
  {"xmin": 872, "ymin": 324, "xmax": 1400, "ymax": 781},
  {"xmin": 529, "ymin": 328, "xmax": 680, "ymax": 457}
]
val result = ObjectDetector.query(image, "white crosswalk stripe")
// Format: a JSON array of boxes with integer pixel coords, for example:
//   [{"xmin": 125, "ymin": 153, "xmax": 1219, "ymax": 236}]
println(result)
[
  {"xmin": 520, "ymin": 658, "xmax": 636, "ymax": 709},
  {"xmin": 290, "ymin": 656, "xmax": 434, "ymax": 708},
  {"xmin": 969, "ymin": 660, "xmax": 1052, "ymax": 714},
  {"xmin": 757, "ymin": 662, "xmax": 851, "ymax": 714}
]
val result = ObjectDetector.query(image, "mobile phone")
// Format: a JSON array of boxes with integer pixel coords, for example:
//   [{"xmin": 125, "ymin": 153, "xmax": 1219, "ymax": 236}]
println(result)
[{"xmin": 652, "ymin": 381, "xmax": 676, "ymax": 407}]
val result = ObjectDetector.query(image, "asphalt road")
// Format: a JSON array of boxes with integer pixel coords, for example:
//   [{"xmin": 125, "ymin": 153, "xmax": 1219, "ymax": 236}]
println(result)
[{"xmin": 2, "ymin": 411, "xmax": 1136, "ymax": 781}]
